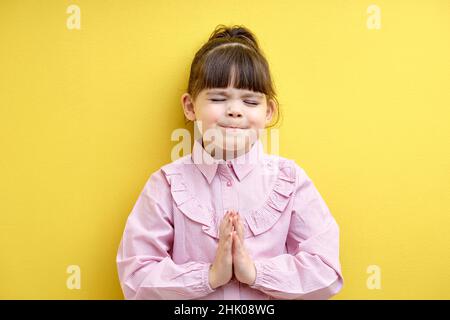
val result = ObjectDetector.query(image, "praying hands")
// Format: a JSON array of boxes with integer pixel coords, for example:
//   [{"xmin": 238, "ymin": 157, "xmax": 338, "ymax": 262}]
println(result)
[{"xmin": 208, "ymin": 210, "xmax": 256, "ymax": 289}]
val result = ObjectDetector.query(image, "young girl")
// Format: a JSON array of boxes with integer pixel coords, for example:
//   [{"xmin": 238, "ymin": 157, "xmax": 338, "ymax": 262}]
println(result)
[{"xmin": 116, "ymin": 25, "xmax": 343, "ymax": 300}]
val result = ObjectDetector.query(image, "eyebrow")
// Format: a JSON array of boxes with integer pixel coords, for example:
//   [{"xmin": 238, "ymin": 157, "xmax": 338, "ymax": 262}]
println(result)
[{"xmin": 206, "ymin": 90, "xmax": 264, "ymax": 98}]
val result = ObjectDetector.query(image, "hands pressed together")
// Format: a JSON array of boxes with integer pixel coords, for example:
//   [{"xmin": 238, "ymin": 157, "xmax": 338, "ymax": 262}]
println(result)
[{"xmin": 208, "ymin": 210, "xmax": 257, "ymax": 289}]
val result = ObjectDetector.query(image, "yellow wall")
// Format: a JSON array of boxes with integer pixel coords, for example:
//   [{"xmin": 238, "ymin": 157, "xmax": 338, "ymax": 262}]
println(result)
[{"xmin": 0, "ymin": 0, "xmax": 449, "ymax": 299}]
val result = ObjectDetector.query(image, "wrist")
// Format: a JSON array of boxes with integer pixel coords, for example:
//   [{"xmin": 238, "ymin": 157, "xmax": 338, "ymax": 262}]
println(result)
[
  {"xmin": 244, "ymin": 262, "xmax": 257, "ymax": 286},
  {"xmin": 249, "ymin": 262, "xmax": 256, "ymax": 285},
  {"xmin": 208, "ymin": 265, "xmax": 218, "ymax": 289}
]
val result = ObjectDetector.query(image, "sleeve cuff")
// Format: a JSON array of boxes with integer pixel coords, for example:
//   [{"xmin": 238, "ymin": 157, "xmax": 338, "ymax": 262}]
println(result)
[{"xmin": 248, "ymin": 259, "xmax": 265, "ymax": 290}]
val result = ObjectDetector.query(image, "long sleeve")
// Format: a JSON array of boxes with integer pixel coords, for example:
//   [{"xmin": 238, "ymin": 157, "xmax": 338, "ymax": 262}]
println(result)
[
  {"xmin": 116, "ymin": 170, "xmax": 216, "ymax": 300},
  {"xmin": 249, "ymin": 165, "xmax": 343, "ymax": 299}
]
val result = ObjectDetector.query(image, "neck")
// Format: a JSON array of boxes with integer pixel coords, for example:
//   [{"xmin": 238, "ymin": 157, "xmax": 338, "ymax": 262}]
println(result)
[{"xmin": 202, "ymin": 139, "xmax": 251, "ymax": 161}]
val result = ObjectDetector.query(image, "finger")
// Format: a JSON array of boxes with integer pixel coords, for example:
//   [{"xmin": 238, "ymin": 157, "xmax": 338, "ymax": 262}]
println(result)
[
  {"xmin": 222, "ymin": 210, "xmax": 237, "ymax": 235},
  {"xmin": 230, "ymin": 212, "xmax": 238, "ymax": 225},
  {"xmin": 231, "ymin": 231, "xmax": 237, "ymax": 253},
  {"xmin": 229, "ymin": 210, "xmax": 238, "ymax": 222},
  {"xmin": 220, "ymin": 220, "xmax": 230, "ymax": 239},
  {"xmin": 222, "ymin": 212, "xmax": 231, "ymax": 227},
  {"xmin": 220, "ymin": 211, "xmax": 234, "ymax": 238},
  {"xmin": 220, "ymin": 211, "xmax": 231, "ymax": 227},
  {"xmin": 230, "ymin": 213, "xmax": 244, "ymax": 240},
  {"xmin": 227, "ymin": 215, "xmax": 234, "ymax": 231},
  {"xmin": 236, "ymin": 214, "xmax": 244, "ymax": 241},
  {"xmin": 232, "ymin": 230, "xmax": 241, "ymax": 252},
  {"xmin": 219, "ymin": 212, "xmax": 229, "ymax": 233},
  {"xmin": 227, "ymin": 230, "xmax": 234, "ymax": 250}
]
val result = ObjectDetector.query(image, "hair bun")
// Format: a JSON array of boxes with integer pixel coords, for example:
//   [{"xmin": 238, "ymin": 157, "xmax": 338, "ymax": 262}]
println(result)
[{"xmin": 208, "ymin": 24, "xmax": 259, "ymax": 50}]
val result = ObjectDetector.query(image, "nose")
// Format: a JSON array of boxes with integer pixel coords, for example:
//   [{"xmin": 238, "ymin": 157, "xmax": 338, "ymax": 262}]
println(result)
[{"xmin": 226, "ymin": 103, "xmax": 243, "ymax": 118}]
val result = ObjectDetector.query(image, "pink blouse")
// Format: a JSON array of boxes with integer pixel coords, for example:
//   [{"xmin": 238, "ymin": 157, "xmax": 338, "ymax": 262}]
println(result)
[{"xmin": 116, "ymin": 138, "xmax": 343, "ymax": 300}]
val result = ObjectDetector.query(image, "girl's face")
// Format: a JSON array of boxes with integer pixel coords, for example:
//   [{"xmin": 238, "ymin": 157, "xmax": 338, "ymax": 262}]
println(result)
[{"xmin": 181, "ymin": 86, "xmax": 275, "ymax": 159}]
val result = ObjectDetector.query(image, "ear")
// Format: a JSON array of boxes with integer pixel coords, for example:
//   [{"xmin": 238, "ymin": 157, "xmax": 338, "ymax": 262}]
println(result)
[
  {"xmin": 181, "ymin": 93, "xmax": 196, "ymax": 121},
  {"xmin": 265, "ymin": 98, "xmax": 276, "ymax": 125}
]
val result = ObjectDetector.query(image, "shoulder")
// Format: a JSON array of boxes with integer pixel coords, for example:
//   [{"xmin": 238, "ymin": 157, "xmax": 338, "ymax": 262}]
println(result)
[
  {"xmin": 143, "ymin": 154, "xmax": 193, "ymax": 195},
  {"xmin": 263, "ymin": 153, "xmax": 309, "ymax": 187},
  {"xmin": 159, "ymin": 154, "xmax": 192, "ymax": 176}
]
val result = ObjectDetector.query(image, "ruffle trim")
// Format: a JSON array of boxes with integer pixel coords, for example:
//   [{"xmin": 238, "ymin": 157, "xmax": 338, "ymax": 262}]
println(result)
[{"xmin": 161, "ymin": 159, "xmax": 296, "ymax": 239}]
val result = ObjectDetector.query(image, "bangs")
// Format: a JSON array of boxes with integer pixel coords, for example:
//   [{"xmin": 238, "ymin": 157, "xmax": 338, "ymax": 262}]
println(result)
[
  {"xmin": 197, "ymin": 45, "xmax": 272, "ymax": 96},
  {"xmin": 185, "ymin": 25, "xmax": 281, "ymax": 127}
]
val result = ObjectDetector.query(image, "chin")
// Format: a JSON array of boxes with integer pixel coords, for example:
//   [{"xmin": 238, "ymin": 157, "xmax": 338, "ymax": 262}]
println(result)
[
  {"xmin": 206, "ymin": 137, "xmax": 245, "ymax": 151},
  {"xmin": 223, "ymin": 139, "xmax": 248, "ymax": 151}
]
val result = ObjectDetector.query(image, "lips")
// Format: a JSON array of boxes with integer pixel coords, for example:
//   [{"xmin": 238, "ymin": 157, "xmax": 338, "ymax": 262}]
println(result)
[{"xmin": 219, "ymin": 124, "xmax": 248, "ymax": 129}]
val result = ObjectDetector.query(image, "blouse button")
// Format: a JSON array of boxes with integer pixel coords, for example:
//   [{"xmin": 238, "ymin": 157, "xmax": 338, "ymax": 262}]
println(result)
[{"xmin": 226, "ymin": 181, "xmax": 232, "ymax": 187}]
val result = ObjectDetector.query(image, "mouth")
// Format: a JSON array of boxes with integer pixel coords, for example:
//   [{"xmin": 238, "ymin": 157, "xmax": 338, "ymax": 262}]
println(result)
[{"xmin": 218, "ymin": 125, "xmax": 248, "ymax": 130}]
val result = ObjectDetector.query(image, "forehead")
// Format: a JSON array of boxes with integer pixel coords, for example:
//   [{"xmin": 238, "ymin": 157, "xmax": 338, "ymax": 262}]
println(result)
[{"xmin": 205, "ymin": 88, "xmax": 264, "ymax": 97}]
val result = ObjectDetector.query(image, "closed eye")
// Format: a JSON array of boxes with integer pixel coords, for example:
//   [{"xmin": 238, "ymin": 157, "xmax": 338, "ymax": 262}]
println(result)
[{"xmin": 209, "ymin": 99, "xmax": 259, "ymax": 106}]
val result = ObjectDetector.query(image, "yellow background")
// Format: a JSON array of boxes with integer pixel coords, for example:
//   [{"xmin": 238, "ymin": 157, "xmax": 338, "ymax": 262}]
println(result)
[{"xmin": 0, "ymin": 0, "xmax": 449, "ymax": 299}]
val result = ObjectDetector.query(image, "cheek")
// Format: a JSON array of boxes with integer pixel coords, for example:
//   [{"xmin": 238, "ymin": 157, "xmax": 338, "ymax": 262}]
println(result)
[
  {"xmin": 247, "ymin": 108, "xmax": 268, "ymax": 128},
  {"xmin": 198, "ymin": 105, "xmax": 222, "ymax": 128}
]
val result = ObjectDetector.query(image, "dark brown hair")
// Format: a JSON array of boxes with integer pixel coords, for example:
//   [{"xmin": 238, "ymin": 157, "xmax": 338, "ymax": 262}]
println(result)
[{"xmin": 185, "ymin": 24, "xmax": 281, "ymax": 128}]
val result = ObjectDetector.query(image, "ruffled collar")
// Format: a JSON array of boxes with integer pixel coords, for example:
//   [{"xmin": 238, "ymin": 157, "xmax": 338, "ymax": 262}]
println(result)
[
  {"xmin": 162, "ymin": 147, "xmax": 297, "ymax": 239},
  {"xmin": 191, "ymin": 138, "xmax": 264, "ymax": 184}
]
